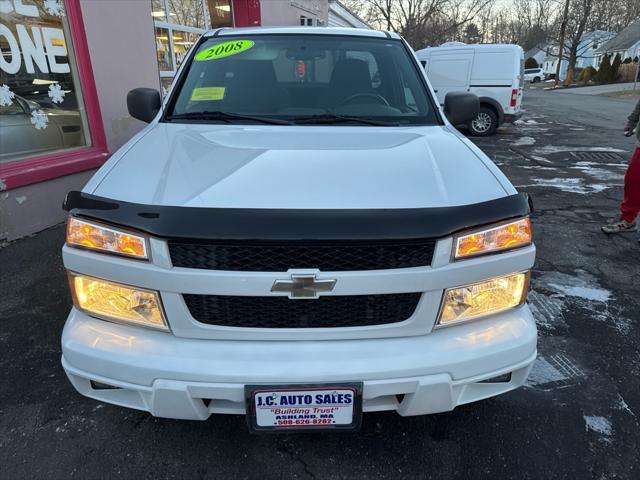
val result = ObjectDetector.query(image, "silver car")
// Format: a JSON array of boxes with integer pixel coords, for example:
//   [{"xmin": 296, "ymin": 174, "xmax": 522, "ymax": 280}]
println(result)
[{"xmin": 0, "ymin": 95, "xmax": 83, "ymax": 162}]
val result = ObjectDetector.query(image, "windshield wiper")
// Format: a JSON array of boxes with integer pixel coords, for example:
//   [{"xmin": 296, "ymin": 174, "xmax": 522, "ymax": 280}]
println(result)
[
  {"xmin": 165, "ymin": 111, "xmax": 291, "ymax": 125},
  {"xmin": 291, "ymin": 113, "xmax": 399, "ymax": 127}
]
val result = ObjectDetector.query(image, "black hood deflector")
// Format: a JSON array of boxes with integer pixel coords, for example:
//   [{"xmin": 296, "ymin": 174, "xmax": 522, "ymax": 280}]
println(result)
[{"xmin": 63, "ymin": 191, "xmax": 532, "ymax": 241}]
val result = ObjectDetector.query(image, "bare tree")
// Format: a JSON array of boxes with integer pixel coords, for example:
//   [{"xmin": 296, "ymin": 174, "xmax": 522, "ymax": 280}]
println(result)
[
  {"xmin": 563, "ymin": 0, "xmax": 595, "ymax": 84},
  {"xmin": 350, "ymin": 0, "xmax": 494, "ymax": 48},
  {"xmin": 167, "ymin": 0, "xmax": 206, "ymax": 28},
  {"xmin": 345, "ymin": 0, "xmax": 635, "ymax": 57}
]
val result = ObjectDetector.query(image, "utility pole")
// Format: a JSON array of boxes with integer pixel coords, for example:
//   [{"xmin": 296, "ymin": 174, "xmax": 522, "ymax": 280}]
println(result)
[
  {"xmin": 555, "ymin": 0, "xmax": 570, "ymax": 87},
  {"xmin": 635, "ymin": 54, "xmax": 639, "ymax": 90}
]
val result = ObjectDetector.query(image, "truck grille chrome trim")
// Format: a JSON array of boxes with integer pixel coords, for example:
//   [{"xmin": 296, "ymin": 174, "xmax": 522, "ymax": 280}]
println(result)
[{"xmin": 182, "ymin": 293, "xmax": 422, "ymax": 328}]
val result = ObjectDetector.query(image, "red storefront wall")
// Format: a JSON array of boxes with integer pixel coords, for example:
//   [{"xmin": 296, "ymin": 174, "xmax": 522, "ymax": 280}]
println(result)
[{"xmin": 233, "ymin": 0, "xmax": 261, "ymax": 27}]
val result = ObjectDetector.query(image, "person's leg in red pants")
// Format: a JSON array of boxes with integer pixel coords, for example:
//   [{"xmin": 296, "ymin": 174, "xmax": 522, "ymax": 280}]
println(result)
[
  {"xmin": 602, "ymin": 147, "xmax": 640, "ymax": 234},
  {"xmin": 620, "ymin": 147, "xmax": 640, "ymax": 223}
]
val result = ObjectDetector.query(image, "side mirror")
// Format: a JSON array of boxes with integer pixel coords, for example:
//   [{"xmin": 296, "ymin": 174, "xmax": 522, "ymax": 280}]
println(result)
[
  {"xmin": 127, "ymin": 88, "xmax": 161, "ymax": 123},
  {"xmin": 443, "ymin": 92, "xmax": 479, "ymax": 126}
]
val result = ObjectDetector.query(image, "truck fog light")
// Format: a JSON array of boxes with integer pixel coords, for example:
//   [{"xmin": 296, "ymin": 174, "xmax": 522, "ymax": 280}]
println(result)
[
  {"xmin": 437, "ymin": 271, "xmax": 529, "ymax": 326},
  {"xmin": 69, "ymin": 273, "xmax": 168, "ymax": 331}
]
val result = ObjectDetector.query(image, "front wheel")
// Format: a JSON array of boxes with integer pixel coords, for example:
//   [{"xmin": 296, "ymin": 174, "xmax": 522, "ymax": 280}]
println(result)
[
  {"xmin": 468, "ymin": 107, "xmax": 498, "ymax": 136},
  {"xmin": 533, "ymin": 76, "xmax": 541, "ymax": 83}
]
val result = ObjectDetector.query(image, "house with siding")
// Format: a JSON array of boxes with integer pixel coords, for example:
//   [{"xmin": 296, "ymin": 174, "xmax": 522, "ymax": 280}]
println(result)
[
  {"xmin": 594, "ymin": 20, "xmax": 640, "ymax": 68},
  {"xmin": 524, "ymin": 44, "xmax": 546, "ymax": 67},
  {"xmin": 328, "ymin": 0, "xmax": 370, "ymax": 28},
  {"xmin": 541, "ymin": 30, "xmax": 615, "ymax": 80}
]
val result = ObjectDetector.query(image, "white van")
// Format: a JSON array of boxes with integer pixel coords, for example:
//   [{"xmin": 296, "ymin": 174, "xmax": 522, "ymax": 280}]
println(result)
[{"xmin": 416, "ymin": 43, "xmax": 524, "ymax": 136}]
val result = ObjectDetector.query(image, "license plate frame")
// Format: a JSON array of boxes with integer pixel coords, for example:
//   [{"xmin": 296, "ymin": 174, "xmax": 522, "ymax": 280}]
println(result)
[{"xmin": 245, "ymin": 383, "xmax": 363, "ymax": 433}]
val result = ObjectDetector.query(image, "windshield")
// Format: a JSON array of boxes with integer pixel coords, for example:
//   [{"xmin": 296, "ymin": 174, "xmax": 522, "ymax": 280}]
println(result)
[{"xmin": 166, "ymin": 34, "xmax": 438, "ymax": 126}]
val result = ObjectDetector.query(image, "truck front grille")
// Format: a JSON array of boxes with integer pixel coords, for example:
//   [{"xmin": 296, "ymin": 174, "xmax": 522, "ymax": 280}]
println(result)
[
  {"xmin": 183, "ymin": 293, "xmax": 422, "ymax": 328},
  {"xmin": 168, "ymin": 240, "xmax": 436, "ymax": 271}
]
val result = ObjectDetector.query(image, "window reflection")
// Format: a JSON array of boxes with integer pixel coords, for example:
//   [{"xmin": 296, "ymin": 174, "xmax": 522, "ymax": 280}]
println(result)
[
  {"xmin": 155, "ymin": 26, "xmax": 173, "ymax": 71},
  {"xmin": 167, "ymin": 0, "xmax": 206, "ymax": 28},
  {"xmin": 151, "ymin": 0, "xmax": 167, "ymax": 21},
  {"xmin": 173, "ymin": 30, "xmax": 199, "ymax": 68},
  {"xmin": 0, "ymin": 0, "xmax": 90, "ymax": 163},
  {"xmin": 152, "ymin": 1, "xmax": 212, "ymax": 91},
  {"xmin": 208, "ymin": 0, "xmax": 232, "ymax": 28}
]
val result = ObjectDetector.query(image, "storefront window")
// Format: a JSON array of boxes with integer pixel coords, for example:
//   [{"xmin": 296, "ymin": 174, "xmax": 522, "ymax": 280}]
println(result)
[
  {"xmin": 173, "ymin": 30, "xmax": 199, "ymax": 68},
  {"xmin": 167, "ymin": 0, "xmax": 206, "ymax": 29},
  {"xmin": 152, "ymin": 0, "xmax": 211, "ymax": 93},
  {"xmin": 160, "ymin": 77, "xmax": 174, "ymax": 96},
  {"xmin": 154, "ymin": 26, "xmax": 173, "ymax": 71},
  {"xmin": 0, "ymin": 0, "xmax": 90, "ymax": 163},
  {"xmin": 208, "ymin": 0, "xmax": 232, "ymax": 28},
  {"xmin": 151, "ymin": 0, "xmax": 168, "ymax": 22}
]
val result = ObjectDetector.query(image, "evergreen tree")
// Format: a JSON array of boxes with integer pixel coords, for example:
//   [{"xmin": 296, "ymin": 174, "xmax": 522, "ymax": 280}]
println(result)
[
  {"xmin": 597, "ymin": 54, "xmax": 613, "ymax": 83},
  {"xmin": 525, "ymin": 57, "xmax": 539, "ymax": 69},
  {"xmin": 611, "ymin": 53, "xmax": 622, "ymax": 80}
]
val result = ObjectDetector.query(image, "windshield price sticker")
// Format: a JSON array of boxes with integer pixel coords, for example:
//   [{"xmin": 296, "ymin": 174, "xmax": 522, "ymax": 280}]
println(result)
[
  {"xmin": 251, "ymin": 387, "xmax": 358, "ymax": 429},
  {"xmin": 195, "ymin": 40, "xmax": 255, "ymax": 61},
  {"xmin": 190, "ymin": 87, "xmax": 225, "ymax": 101}
]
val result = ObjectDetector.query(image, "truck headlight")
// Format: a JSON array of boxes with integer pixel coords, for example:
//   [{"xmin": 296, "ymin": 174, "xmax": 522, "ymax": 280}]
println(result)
[
  {"xmin": 67, "ymin": 217, "xmax": 148, "ymax": 259},
  {"xmin": 69, "ymin": 273, "xmax": 168, "ymax": 331},
  {"xmin": 454, "ymin": 217, "xmax": 531, "ymax": 259},
  {"xmin": 437, "ymin": 271, "xmax": 529, "ymax": 326}
]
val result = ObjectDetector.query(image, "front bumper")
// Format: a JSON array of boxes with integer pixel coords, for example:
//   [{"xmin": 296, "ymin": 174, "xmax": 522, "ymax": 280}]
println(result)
[{"xmin": 61, "ymin": 306, "xmax": 537, "ymax": 420}]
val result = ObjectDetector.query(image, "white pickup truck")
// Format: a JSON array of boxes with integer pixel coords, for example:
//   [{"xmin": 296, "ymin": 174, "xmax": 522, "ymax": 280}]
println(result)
[{"xmin": 61, "ymin": 27, "xmax": 536, "ymax": 432}]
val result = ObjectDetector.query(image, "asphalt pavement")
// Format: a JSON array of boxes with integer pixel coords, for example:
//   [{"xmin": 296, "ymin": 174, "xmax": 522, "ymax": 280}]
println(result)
[{"xmin": 1, "ymin": 88, "xmax": 639, "ymax": 479}]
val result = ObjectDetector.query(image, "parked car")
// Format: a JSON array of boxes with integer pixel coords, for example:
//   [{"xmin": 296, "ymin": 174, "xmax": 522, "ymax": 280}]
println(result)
[
  {"xmin": 61, "ymin": 27, "xmax": 536, "ymax": 432},
  {"xmin": 416, "ymin": 43, "xmax": 524, "ymax": 136},
  {"xmin": 0, "ymin": 94, "xmax": 82, "ymax": 162},
  {"xmin": 524, "ymin": 67, "xmax": 545, "ymax": 83}
]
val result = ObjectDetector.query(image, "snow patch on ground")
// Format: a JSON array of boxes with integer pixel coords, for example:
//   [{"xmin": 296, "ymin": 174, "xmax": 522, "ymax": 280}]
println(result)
[
  {"xmin": 538, "ymin": 271, "xmax": 611, "ymax": 303},
  {"xmin": 520, "ymin": 177, "xmax": 613, "ymax": 194},
  {"xmin": 615, "ymin": 395, "xmax": 636, "ymax": 416},
  {"xmin": 584, "ymin": 416, "xmax": 612, "ymax": 439},
  {"xmin": 534, "ymin": 271, "xmax": 630, "ymax": 334},
  {"xmin": 571, "ymin": 161, "xmax": 626, "ymax": 182},
  {"xmin": 533, "ymin": 146, "xmax": 626, "ymax": 155},
  {"xmin": 548, "ymin": 284, "xmax": 611, "ymax": 302},
  {"xmin": 528, "ymin": 290, "xmax": 565, "ymax": 330},
  {"xmin": 524, "ymin": 177, "xmax": 587, "ymax": 193},
  {"xmin": 526, "ymin": 357, "xmax": 568, "ymax": 386},
  {"xmin": 521, "ymin": 165, "xmax": 558, "ymax": 171},
  {"xmin": 526, "ymin": 354, "xmax": 584, "ymax": 389},
  {"xmin": 515, "ymin": 119, "xmax": 542, "ymax": 125},
  {"xmin": 512, "ymin": 136, "xmax": 536, "ymax": 146},
  {"xmin": 530, "ymin": 154, "xmax": 553, "ymax": 164}
]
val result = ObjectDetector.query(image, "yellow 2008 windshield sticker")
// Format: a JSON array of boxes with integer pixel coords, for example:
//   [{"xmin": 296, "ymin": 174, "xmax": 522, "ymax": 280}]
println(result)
[
  {"xmin": 195, "ymin": 40, "xmax": 254, "ymax": 61},
  {"xmin": 191, "ymin": 87, "xmax": 225, "ymax": 101}
]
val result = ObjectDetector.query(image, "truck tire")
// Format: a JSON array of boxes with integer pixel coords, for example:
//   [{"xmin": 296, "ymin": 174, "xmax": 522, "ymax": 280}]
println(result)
[{"xmin": 468, "ymin": 106, "xmax": 498, "ymax": 136}]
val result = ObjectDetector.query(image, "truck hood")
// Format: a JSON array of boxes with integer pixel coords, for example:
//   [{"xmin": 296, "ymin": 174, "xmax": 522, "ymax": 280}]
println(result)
[{"xmin": 92, "ymin": 123, "xmax": 508, "ymax": 209}]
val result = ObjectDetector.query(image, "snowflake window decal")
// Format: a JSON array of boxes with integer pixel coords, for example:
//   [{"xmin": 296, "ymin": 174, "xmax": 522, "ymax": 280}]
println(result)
[
  {"xmin": 48, "ymin": 83, "xmax": 66, "ymax": 104},
  {"xmin": 31, "ymin": 110, "xmax": 49, "ymax": 130},
  {"xmin": 44, "ymin": 0, "xmax": 65, "ymax": 17},
  {"xmin": 0, "ymin": 84, "xmax": 15, "ymax": 106}
]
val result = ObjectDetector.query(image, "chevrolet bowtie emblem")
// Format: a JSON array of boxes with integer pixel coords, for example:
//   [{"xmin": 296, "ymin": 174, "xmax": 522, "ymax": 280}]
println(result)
[{"xmin": 271, "ymin": 274, "xmax": 337, "ymax": 299}]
